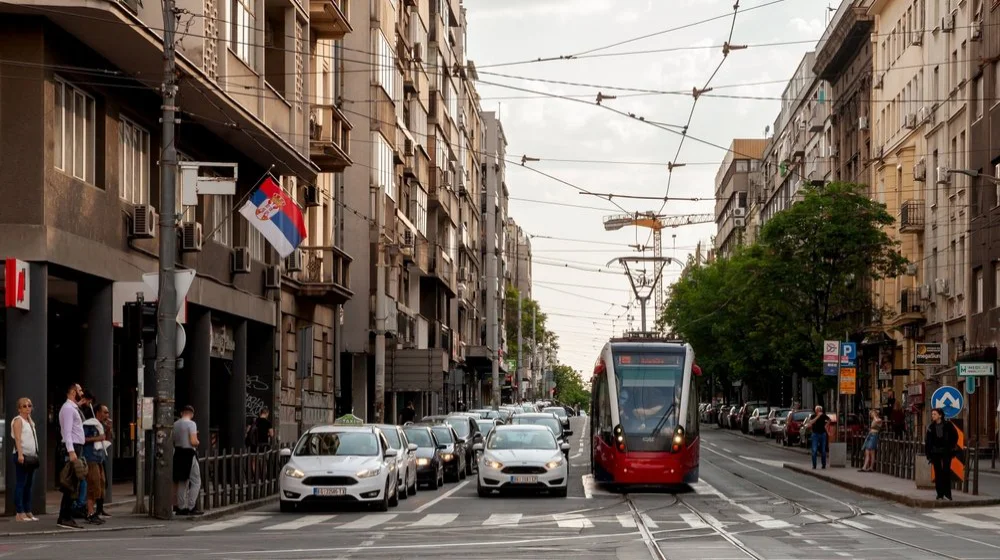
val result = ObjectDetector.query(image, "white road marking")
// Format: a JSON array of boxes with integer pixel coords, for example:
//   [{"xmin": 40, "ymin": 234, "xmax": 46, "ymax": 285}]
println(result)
[
  {"xmin": 690, "ymin": 480, "xmax": 725, "ymax": 497},
  {"xmin": 680, "ymin": 513, "xmax": 710, "ymax": 529},
  {"xmin": 739, "ymin": 456, "xmax": 787, "ymax": 468},
  {"xmin": 864, "ymin": 514, "xmax": 917, "ymax": 529},
  {"xmin": 617, "ymin": 513, "xmax": 637, "ymax": 527},
  {"xmin": 835, "ymin": 553, "xmax": 851, "ymax": 557},
  {"xmin": 483, "ymin": 513, "xmax": 522, "ymax": 526},
  {"xmin": 756, "ymin": 519, "xmax": 793, "ymax": 529},
  {"xmin": 407, "ymin": 513, "xmax": 458, "ymax": 527},
  {"xmin": 927, "ymin": 511, "xmax": 1000, "ymax": 530},
  {"xmin": 570, "ymin": 452, "xmax": 582, "ymax": 459},
  {"xmin": 413, "ymin": 480, "xmax": 469, "ymax": 513},
  {"xmin": 188, "ymin": 515, "xmax": 265, "ymax": 532},
  {"xmin": 804, "ymin": 540, "xmax": 818, "ymax": 545},
  {"xmin": 554, "ymin": 513, "xmax": 594, "ymax": 528},
  {"xmin": 802, "ymin": 514, "xmax": 826, "ymax": 523},
  {"xmin": 336, "ymin": 514, "xmax": 397, "ymax": 530},
  {"xmin": 640, "ymin": 513, "xmax": 658, "ymax": 528},
  {"xmin": 690, "ymin": 478, "xmax": 756, "ymax": 515},
  {"xmin": 839, "ymin": 519, "xmax": 873, "ymax": 530},
  {"xmin": 880, "ymin": 513, "xmax": 938, "ymax": 529},
  {"xmin": 262, "ymin": 514, "xmax": 337, "ymax": 531},
  {"xmin": 582, "ymin": 474, "xmax": 594, "ymax": 499}
]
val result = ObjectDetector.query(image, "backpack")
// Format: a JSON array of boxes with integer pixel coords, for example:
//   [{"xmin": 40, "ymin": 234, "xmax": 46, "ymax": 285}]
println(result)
[{"xmin": 245, "ymin": 419, "xmax": 259, "ymax": 447}]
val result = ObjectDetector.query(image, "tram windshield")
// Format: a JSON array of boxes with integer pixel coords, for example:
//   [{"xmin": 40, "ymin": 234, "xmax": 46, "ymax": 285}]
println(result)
[{"xmin": 612, "ymin": 350, "xmax": 685, "ymax": 442}]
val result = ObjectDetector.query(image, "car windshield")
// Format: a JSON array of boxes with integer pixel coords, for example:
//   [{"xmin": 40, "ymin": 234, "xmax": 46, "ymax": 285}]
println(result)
[
  {"xmin": 431, "ymin": 426, "xmax": 454, "ymax": 443},
  {"xmin": 488, "ymin": 429, "xmax": 557, "ymax": 450},
  {"xmin": 613, "ymin": 349, "xmax": 685, "ymax": 450},
  {"xmin": 773, "ymin": 409, "xmax": 791, "ymax": 419},
  {"xmin": 791, "ymin": 411, "xmax": 811, "ymax": 421},
  {"xmin": 294, "ymin": 431, "xmax": 379, "ymax": 457},
  {"xmin": 473, "ymin": 419, "xmax": 493, "ymax": 433},
  {"xmin": 403, "ymin": 428, "xmax": 433, "ymax": 447},
  {"xmin": 521, "ymin": 405, "xmax": 534, "ymax": 412},
  {"xmin": 380, "ymin": 428, "xmax": 401, "ymax": 449},
  {"xmin": 543, "ymin": 407, "xmax": 567, "ymax": 418},
  {"xmin": 512, "ymin": 416, "xmax": 561, "ymax": 438},
  {"xmin": 444, "ymin": 417, "xmax": 471, "ymax": 438}
]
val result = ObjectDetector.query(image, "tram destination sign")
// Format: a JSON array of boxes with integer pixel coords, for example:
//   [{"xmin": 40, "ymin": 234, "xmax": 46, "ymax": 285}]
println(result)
[{"xmin": 616, "ymin": 353, "xmax": 684, "ymax": 366}]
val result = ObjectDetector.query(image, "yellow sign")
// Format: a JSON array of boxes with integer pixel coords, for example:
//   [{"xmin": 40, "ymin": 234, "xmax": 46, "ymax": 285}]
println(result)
[{"xmin": 839, "ymin": 367, "xmax": 856, "ymax": 395}]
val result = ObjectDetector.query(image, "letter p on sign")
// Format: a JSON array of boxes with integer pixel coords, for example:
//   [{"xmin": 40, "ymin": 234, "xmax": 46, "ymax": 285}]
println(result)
[{"xmin": 4, "ymin": 259, "xmax": 29, "ymax": 311}]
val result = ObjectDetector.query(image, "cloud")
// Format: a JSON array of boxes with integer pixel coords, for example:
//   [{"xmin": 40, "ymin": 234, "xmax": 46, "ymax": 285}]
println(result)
[
  {"xmin": 469, "ymin": 0, "xmax": 613, "ymax": 20},
  {"xmin": 790, "ymin": 17, "xmax": 825, "ymax": 36}
]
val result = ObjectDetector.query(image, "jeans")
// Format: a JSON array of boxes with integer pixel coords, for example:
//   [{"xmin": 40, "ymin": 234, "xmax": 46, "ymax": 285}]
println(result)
[
  {"xmin": 59, "ymin": 444, "xmax": 84, "ymax": 521},
  {"xmin": 75, "ymin": 478, "xmax": 88, "ymax": 509},
  {"xmin": 931, "ymin": 455, "xmax": 953, "ymax": 499},
  {"xmin": 12, "ymin": 456, "xmax": 37, "ymax": 514},
  {"xmin": 810, "ymin": 432, "xmax": 828, "ymax": 468},
  {"xmin": 177, "ymin": 455, "xmax": 202, "ymax": 511}
]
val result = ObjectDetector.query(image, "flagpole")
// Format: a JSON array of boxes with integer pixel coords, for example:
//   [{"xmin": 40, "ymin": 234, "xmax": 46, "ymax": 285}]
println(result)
[{"xmin": 202, "ymin": 165, "xmax": 276, "ymax": 243}]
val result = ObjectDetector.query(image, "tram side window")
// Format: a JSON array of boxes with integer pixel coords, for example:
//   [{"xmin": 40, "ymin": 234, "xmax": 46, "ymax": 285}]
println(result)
[
  {"xmin": 688, "ymin": 374, "xmax": 699, "ymax": 438},
  {"xmin": 596, "ymin": 375, "xmax": 613, "ymax": 443}
]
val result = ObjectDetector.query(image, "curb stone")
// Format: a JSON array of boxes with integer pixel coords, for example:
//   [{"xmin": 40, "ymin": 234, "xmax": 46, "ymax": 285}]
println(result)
[{"xmin": 0, "ymin": 523, "xmax": 165, "ymax": 538}]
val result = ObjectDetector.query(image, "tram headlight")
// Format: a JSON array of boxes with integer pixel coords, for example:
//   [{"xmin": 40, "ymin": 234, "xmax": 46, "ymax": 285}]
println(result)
[
  {"xmin": 614, "ymin": 424, "xmax": 627, "ymax": 453},
  {"xmin": 672, "ymin": 426, "xmax": 685, "ymax": 452}
]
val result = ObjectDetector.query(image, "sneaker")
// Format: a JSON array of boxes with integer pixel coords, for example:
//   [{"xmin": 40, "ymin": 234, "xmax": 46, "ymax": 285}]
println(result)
[
  {"xmin": 175, "ymin": 508, "xmax": 190, "ymax": 516},
  {"xmin": 186, "ymin": 509, "xmax": 204, "ymax": 516},
  {"xmin": 98, "ymin": 511, "xmax": 113, "ymax": 519},
  {"xmin": 58, "ymin": 518, "xmax": 82, "ymax": 530},
  {"xmin": 86, "ymin": 514, "xmax": 106, "ymax": 525}
]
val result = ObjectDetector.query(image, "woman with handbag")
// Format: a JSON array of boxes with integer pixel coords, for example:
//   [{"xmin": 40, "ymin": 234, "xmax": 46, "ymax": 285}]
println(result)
[{"xmin": 11, "ymin": 397, "xmax": 40, "ymax": 521}]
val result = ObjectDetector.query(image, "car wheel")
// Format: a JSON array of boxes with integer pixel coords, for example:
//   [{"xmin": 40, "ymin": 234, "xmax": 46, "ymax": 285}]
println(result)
[
  {"xmin": 375, "ymin": 482, "xmax": 391, "ymax": 512},
  {"xmin": 427, "ymin": 472, "xmax": 439, "ymax": 490},
  {"xmin": 389, "ymin": 482, "xmax": 400, "ymax": 508},
  {"xmin": 408, "ymin": 477, "xmax": 418, "ymax": 496},
  {"xmin": 399, "ymin": 475, "xmax": 409, "ymax": 500},
  {"xmin": 279, "ymin": 500, "xmax": 296, "ymax": 513},
  {"xmin": 552, "ymin": 486, "xmax": 568, "ymax": 498},
  {"xmin": 477, "ymin": 481, "xmax": 491, "ymax": 498}
]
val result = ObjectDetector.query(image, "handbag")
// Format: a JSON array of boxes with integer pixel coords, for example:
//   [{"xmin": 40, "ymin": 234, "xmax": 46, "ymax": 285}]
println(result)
[{"xmin": 21, "ymin": 454, "xmax": 40, "ymax": 469}]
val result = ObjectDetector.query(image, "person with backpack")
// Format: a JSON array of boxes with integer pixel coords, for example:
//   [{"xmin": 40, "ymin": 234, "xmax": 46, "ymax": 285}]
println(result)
[{"xmin": 246, "ymin": 408, "xmax": 274, "ymax": 451}]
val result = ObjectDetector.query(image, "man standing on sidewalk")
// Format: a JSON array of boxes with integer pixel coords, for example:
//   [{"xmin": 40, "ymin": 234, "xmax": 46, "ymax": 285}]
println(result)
[
  {"xmin": 173, "ymin": 406, "xmax": 203, "ymax": 516},
  {"xmin": 58, "ymin": 383, "xmax": 86, "ymax": 529},
  {"xmin": 804, "ymin": 405, "xmax": 830, "ymax": 470}
]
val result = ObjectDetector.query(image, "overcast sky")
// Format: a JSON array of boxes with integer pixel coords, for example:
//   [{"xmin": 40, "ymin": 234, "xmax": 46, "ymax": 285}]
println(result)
[{"xmin": 465, "ymin": 0, "xmax": 832, "ymax": 379}]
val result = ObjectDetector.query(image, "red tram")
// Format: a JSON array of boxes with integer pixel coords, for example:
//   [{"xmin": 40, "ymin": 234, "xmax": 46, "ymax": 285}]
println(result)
[{"xmin": 590, "ymin": 336, "xmax": 700, "ymax": 487}]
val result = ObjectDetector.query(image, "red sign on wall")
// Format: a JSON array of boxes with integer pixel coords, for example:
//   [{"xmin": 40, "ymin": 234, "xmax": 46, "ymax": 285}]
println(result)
[{"xmin": 4, "ymin": 259, "xmax": 29, "ymax": 311}]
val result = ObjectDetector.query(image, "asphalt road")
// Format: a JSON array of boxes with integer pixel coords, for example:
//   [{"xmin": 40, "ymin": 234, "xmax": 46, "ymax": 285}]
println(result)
[{"xmin": 8, "ymin": 419, "xmax": 1000, "ymax": 559}]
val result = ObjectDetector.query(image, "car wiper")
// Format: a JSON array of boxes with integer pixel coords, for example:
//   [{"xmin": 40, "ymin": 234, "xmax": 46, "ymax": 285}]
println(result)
[{"xmin": 650, "ymin": 403, "xmax": 677, "ymax": 438}]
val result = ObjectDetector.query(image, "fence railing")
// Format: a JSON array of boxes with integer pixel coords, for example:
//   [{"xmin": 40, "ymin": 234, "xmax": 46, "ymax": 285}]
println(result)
[
  {"xmin": 847, "ymin": 435, "xmax": 981, "ymax": 495},
  {"xmin": 197, "ymin": 445, "xmax": 291, "ymax": 512}
]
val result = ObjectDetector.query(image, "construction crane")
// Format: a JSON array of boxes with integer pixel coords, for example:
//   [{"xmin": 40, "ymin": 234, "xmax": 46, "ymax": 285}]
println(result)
[{"xmin": 603, "ymin": 211, "xmax": 715, "ymax": 320}]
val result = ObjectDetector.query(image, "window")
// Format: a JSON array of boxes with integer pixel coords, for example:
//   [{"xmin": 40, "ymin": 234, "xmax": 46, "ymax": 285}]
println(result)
[
  {"xmin": 233, "ymin": 0, "xmax": 255, "ymax": 68},
  {"xmin": 974, "ymin": 77, "xmax": 984, "ymax": 120},
  {"xmin": 995, "ymin": 61, "xmax": 1000, "ymax": 108},
  {"xmin": 209, "ymin": 195, "xmax": 233, "ymax": 246},
  {"xmin": 414, "ymin": 187, "xmax": 428, "ymax": 235},
  {"xmin": 996, "ymin": 164, "xmax": 1000, "ymax": 208},
  {"xmin": 54, "ymin": 77, "xmax": 96, "ymax": 184},
  {"xmin": 119, "ymin": 117, "xmax": 150, "ymax": 205},
  {"xmin": 244, "ymin": 215, "xmax": 266, "ymax": 261},
  {"xmin": 372, "ymin": 30, "xmax": 395, "ymax": 96},
  {"xmin": 445, "ymin": 77, "xmax": 457, "ymax": 121},
  {"xmin": 995, "ymin": 263, "xmax": 1000, "ymax": 308},
  {"xmin": 372, "ymin": 133, "xmax": 396, "ymax": 201},
  {"xmin": 976, "ymin": 269, "xmax": 984, "ymax": 313}
]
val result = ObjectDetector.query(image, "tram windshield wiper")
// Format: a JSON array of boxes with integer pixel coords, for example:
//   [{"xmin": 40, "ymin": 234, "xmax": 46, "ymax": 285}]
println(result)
[{"xmin": 649, "ymin": 402, "xmax": 676, "ymax": 437}]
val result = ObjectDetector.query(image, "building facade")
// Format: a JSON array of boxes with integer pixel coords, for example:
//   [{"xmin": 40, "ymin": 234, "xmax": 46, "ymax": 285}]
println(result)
[
  {"xmin": 504, "ymin": 217, "xmax": 532, "ymax": 300},
  {"xmin": 713, "ymin": 139, "xmax": 766, "ymax": 256},
  {"xmin": 482, "ymin": 112, "xmax": 512, "ymax": 402}
]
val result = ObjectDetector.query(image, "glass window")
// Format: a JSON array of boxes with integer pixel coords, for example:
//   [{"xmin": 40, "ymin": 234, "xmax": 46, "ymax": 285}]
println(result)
[
  {"xmin": 245, "ymin": 214, "xmax": 266, "ymax": 261},
  {"xmin": 380, "ymin": 427, "xmax": 402, "ymax": 449},
  {"xmin": 119, "ymin": 117, "xmax": 151, "ymax": 205},
  {"xmin": 415, "ymin": 187, "xmax": 428, "ymax": 235},
  {"xmin": 974, "ymin": 77, "xmax": 984, "ymax": 120},
  {"xmin": 612, "ymin": 350, "xmax": 685, "ymax": 450},
  {"xmin": 431, "ymin": 425, "xmax": 454, "ymax": 443},
  {"xmin": 511, "ymin": 416, "xmax": 561, "ymax": 438},
  {"xmin": 372, "ymin": 29, "xmax": 396, "ymax": 97},
  {"xmin": 444, "ymin": 417, "xmax": 470, "ymax": 438},
  {"xmin": 210, "ymin": 195, "xmax": 233, "ymax": 246},
  {"xmin": 233, "ymin": 0, "xmax": 255, "ymax": 68},
  {"xmin": 294, "ymin": 431, "xmax": 379, "ymax": 456},
  {"xmin": 487, "ymin": 429, "xmax": 557, "ymax": 450},
  {"xmin": 403, "ymin": 428, "xmax": 433, "ymax": 447},
  {"xmin": 976, "ymin": 269, "xmax": 984, "ymax": 313},
  {"xmin": 372, "ymin": 133, "xmax": 396, "ymax": 201},
  {"xmin": 54, "ymin": 77, "xmax": 96, "ymax": 184}
]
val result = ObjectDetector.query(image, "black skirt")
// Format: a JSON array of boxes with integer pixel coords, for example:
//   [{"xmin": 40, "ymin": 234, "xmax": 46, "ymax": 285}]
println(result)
[{"xmin": 173, "ymin": 448, "xmax": 197, "ymax": 482}]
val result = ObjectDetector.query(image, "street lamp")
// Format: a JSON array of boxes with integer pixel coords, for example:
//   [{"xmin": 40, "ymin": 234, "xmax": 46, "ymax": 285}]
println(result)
[{"xmin": 938, "ymin": 167, "xmax": 1000, "ymax": 185}]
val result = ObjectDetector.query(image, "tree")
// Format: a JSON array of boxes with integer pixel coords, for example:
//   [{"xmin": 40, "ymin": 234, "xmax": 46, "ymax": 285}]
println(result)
[
  {"xmin": 551, "ymin": 364, "xmax": 590, "ymax": 408},
  {"xmin": 661, "ymin": 182, "xmax": 906, "ymax": 401},
  {"xmin": 504, "ymin": 286, "xmax": 557, "ymax": 364}
]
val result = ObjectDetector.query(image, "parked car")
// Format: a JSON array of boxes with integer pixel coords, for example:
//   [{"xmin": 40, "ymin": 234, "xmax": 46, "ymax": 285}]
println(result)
[
  {"xmin": 726, "ymin": 405, "xmax": 741, "ymax": 429},
  {"xmin": 781, "ymin": 410, "xmax": 811, "ymax": 446},
  {"xmin": 740, "ymin": 402, "xmax": 768, "ymax": 433},
  {"xmin": 763, "ymin": 409, "xmax": 792, "ymax": 438},
  {"xmin": 748, "ymin": 406, "xmax": 774, "ymax": 435},
  {"xmin": 542, "ymin": 406, "xmax": 571, "ymax": 431}
]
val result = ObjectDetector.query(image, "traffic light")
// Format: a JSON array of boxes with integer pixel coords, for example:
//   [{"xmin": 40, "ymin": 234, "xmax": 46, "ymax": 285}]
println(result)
[{"xmin": 124, "ymin": 301, "xmax": 158, "ymax": 357}]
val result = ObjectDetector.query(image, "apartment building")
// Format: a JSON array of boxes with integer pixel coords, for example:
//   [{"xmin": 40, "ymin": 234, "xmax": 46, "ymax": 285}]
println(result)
[
  {"xmin": 0, "ymin": 0, "xmax": 350, "ymax": 511},
  {"xmin": 482, "ymin": 111, "xmax": 513, "ymax": 402},
  {"xmin": 713, "ymin": 139, "xmax": 766, "ymax": 256},
  {"xmin": 504, "ymin": 217, "xmax": 532, "ymax": 299}
]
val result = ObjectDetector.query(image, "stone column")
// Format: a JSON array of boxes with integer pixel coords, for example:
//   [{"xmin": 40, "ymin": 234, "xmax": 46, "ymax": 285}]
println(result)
[
  {"xmin": 4, "ymin": 263, "xmax": 47, "ymax": 515},
  {"xmin": 229, "ymin": 320, "xmax": 247, "ymax": 450},
  {"xmin": 80, "ymin": 278, "xmax": 113, "ymax": 501},
  {"xmin": 187, "ymin": 308, "xmax": 211, "ymax": 456}
]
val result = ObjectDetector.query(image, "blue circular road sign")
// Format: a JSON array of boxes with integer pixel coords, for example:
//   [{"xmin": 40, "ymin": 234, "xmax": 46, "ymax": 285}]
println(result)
[{"xmin": 930, "ymin": 386, "xmax": 963, "ymax": 419}]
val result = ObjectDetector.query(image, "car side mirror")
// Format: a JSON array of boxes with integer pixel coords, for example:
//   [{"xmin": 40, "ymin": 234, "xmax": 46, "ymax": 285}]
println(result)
[
  {"xmin": 385, "ymin": 448, "xmax": 398, "ymax": 457},
  {"xmin": 407, "ymin": 443, "xmax": 418, "ymax": 452},
  {"xmin": 279, "ymin": 448, "xmax": 292, "ymax": 458},
  {"xmin": 437, "ymin": 444, "xmax": 448, "ymax": 450},
  {"xmin": 457, "ymin": 438, "xmax": 467, "ymax": 445},
  {"xmin": 560, "ymin": 442, "xmax": 570, "ymax": 451},
  {"xmin": 472, "ymin": 443, "xmax": 484, "ymax": 451}
]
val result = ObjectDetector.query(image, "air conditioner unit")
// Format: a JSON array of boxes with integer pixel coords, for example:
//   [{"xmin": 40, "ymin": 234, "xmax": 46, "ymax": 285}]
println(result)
[
  {"xmin": 914, "ymin": 159, "xmax": 927, "ymax": 182},
  {"xmin": 942, "ymin": 10, "xmax": 956, "ymax": 32},
  {"xmin": 911, "ymin": 33, "xmax": 922, "ymax": 46},
  {"xmin": 972, "ymin": 20, "xmax": 982, "ymax": 41},
  {"xmin": 858, "ymin": 116, "xmax": 869, "ymax": 130},
  {"xmin": 181, "ymin": 221, "xmax": 203, "ymax": 252},
  {"xmin": 457, "ymin": 283, "xmax": 466, "ymax": 298},
  {"xmin": 264, "ymin": 266, "xmax": 281, "ymax": 289},
  {"xmin": 873, "ymin": 72, "xmax": 884, "ymax": 89},
  {"xmin": 935, "ymin": 278, "xmax": 951, "ymax": 296},
  {"xmin": 903, "ymin": 113, "xmax": 917, "ymax": 129},
  {"xmin": 905, "ymin": 263, "xmax": 919, "ymax": 276},
  {"xmin": 828, "ymin": 145, "xmax": 838, "ymax": 158},
  {"xmin": 937, "ymin": 166, "xmax": 951, "ymax": 185},
  {"xmin": 733, "ymin": 217, "xmax": 746, "ymax": 228},
  {"xmin": 917, "ymin": 106, "xmax": 928, "ymax": 124},
  {"xmin": 304, "ymin": 185, "xmax": 320, "ymax": 207},
  {"xmin": 733, "ymin": 207, "xmax": 746, "ymax": 218},
  {"xmin": 919, "ymin": 284, "xmax": 932, "ymax": 301},
  {"xmin": 404, "ymin": 138, "xmax": 414, "ymax": 156},
  {"xmin": 458, "ymin": 113, "xmax": 466, "ymax": 129},
  {"xmin": 459, "ymin": 266, "xmax": 469, "ymax": 281},
  {"xmin": 232, "ymin": 247, "xmax": 251, "ymax": 274},
  {"xmin": 285, "ymin": 249, "xmax": 304, "ymax": 272},
  {"xmin": 402, "ymin": 229, "xmax": 415, "ymax": 246},
  {"xmin": 131, "ymin": 204, "xmax": 158, "ymax": 239},
  {"xmin": 413, "ymin": 43, "xmax": 423, "ymax": 62},
  {"xmin": 872, "ymin": 144, "xmax": 884, "ymax": 161}
]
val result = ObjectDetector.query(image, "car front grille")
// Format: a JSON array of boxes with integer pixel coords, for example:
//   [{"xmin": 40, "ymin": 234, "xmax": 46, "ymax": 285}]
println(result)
[
  {"xmin": 301, "ymin": 476, "xmax": 358, "ymax": 486},
  {"xmin": 501, "ymin": 466, "xmax": 547, "ymax": 475}
]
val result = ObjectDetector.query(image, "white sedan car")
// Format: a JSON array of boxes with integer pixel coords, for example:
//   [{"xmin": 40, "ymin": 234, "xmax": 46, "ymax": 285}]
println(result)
[
  {"xmin": 374, "ymin": 424, "xmax": 419, "ymax": 499},
  {"xmin": 279, "ymin": 425, "xmax": 399, "ymax": 512},
  {"xmin": 474, "ymin": 424, "xmax": 570, "ymax": 498}
]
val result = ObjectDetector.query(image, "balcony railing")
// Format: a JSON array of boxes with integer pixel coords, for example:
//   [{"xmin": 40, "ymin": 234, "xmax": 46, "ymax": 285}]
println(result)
[
  {"xmin": 434, "ymin": 249, "xmax": 456, "ymax": 292},
  {"xmin": 809, "ymin": 102, "xmax": 829, "ymax": 132},
  {"xmin": 309, "ymin": 104, "xmax": 352, "ymax": 172},
  {"xmin": 899, "ymin": 200, "xmax": 925, "ymax": 233},
  {"xmin": 287, "ymin": 246, "xmax": 353, "ymax": 304},
  {"xmin": 310, "ymin": 0, "xmax": 352, "ymax": 39},
  {"xmin": 899, "ymin": 287, "xmax": 922, "ymax": 315}
]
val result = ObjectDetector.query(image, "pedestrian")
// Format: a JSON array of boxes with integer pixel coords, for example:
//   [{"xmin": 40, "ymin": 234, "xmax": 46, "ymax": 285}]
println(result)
[
  {"xmin": 891, "ymin": 406, "xmax": 905, "ymax": 439},
  {"xmin": 10, "ymin": 397, "xmax": 40, "ymax": 522},
  {"xmin": 860, "ymin": 410, "xmax": 883, "ymax": 472},
  {"xmin": 925, "ymin": 407, "xmax": 958, "ymax": 501},
  {"xmin": 246, "ymin": 408, "xmax": 274, "ymax": 451},
  {"xmin": 73, "ymin": 389, "xmax": 97, "ymax": 517},
  {"xmin": 57, "ymin": 382, "xmax": 87, "ymax": 529},
  {"xmin": 400, "ymin": 401, "xmax": 416, "ymax": 424},
  {"xmin": 803, "ymin": 405, "xmax": 830, "ymax": 470},
  {"xmin": 82, "ymin": 405, "xmax": 107, "ymax": 525},
  {"xmin": 173, "ymin": 405, "xmax": 204, "ymax": 516},
  {"xmin": 96, "ymin": 404, "xmax": 113, "ymax": 518}
]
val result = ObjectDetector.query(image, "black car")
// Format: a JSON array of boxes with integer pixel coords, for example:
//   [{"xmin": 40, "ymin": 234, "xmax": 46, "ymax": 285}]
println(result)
[
  {"xmin": 430, "ymin": 424, "xmax": 468, "ymax": 482},
  {"xmin": 402, "ymin": 424, "xmax": 446, "ymax": 490},
  {"xmin": 444, "ymin": 415, "xmax": 481, "ymax": 475},
  {"xmin": 542, "ymin": 406, "xmax": 571, "ymax": 431},
  {"xmin": 510, "ymin": 413, "xmax": 572, "ymax": 458}
]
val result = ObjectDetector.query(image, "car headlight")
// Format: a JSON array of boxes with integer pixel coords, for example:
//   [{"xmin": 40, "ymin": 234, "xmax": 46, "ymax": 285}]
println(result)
[
  {"xmin": 545, "ymin": 458, "xmax": 564, "ymax": 470},
  {"xmin": 484, "ymin": 459, "xmax": 503, "ymax": 470},
  {"xmin": 441, "ymin": 453, "xmax": 455, "ymax": 462},
  {"xmin": 283, "ymin": 466, "xmax": 305, "ymax": 479},
  {"xmin": 356, "ymin": 467, "xmax": 382, "ymax": 478},
  {"xmin": 416, "ymin": 457, "xmax": 430, "ymax": 466}
]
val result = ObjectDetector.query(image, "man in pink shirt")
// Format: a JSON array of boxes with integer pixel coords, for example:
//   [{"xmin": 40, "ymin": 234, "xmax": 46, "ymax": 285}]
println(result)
[{"xmin": 57, "ymin": 383, "xmax": 85, "ymax": 529}]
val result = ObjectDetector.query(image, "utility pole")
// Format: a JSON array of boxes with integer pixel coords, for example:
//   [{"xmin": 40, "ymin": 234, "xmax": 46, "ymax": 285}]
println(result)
[
  {"xmin": 487, "ymin": 189, "xmax": 500, "ymax": 411},
  {"xmin": 531, "ymin": 305, "xmax": 536, "ymax": 400},
  {"xmin": 153, "ymin": 0, "xmax": 180, "ymax": 520},
  {"xmin": 516, "ymin": 292, "xmax": 523, "ymax": 401},
  {"xmin": 374, "ymin": 184, "xmax": 386, "ymax": 423}
]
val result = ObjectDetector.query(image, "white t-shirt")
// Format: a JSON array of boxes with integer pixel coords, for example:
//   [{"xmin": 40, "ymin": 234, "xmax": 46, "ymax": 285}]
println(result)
[{"xmin": 11, "ymin": 416, "xmax": 38, "ymax": 456}]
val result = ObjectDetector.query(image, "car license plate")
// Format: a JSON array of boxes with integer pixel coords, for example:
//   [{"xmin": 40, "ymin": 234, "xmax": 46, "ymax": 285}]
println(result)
[
  {"xmin": 510, "ymin": 475, "xmax": 537, "ymax": 483},
  {"xmin": 313, "ymin": 487, "xmax": 346, "ymax": 496}
]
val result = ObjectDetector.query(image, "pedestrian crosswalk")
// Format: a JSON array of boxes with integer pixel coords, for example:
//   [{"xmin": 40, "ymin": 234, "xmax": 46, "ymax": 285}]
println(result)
[{"xmin": 184, "ymin": 508, "xmax": 966, "ymax": 534}]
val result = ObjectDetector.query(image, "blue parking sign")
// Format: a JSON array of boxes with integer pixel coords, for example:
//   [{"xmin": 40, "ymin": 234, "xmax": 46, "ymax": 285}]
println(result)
[{"xmin": 840, "ymin": 342, "xmax": 857, "ymax": 367}]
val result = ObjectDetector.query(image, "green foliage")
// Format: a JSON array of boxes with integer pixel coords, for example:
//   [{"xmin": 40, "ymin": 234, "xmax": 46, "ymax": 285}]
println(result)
[
  {"xmin": 660, "ymin": 182, "xmax": 906, "ymax": 398},
  {"xmin": 552, "ymin": 363, "xmax": 590, "ymax": 408},
  {"xmin": 504, "ymin": 285, "xmax": 558, "ymax": 361}
]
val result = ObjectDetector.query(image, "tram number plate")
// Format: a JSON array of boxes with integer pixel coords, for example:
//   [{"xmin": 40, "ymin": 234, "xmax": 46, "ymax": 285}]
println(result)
[
  {"xmin": 510, "ymin": 475, "xmax": 537, "ymax": 483},
  {"xmin": 313, "ymin": 487, "xmax": 346, "ymax": 496}
]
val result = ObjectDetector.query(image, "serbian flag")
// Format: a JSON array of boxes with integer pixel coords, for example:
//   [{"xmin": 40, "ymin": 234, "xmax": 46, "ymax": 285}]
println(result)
[{"xmin": 238, "ymin": 176, "xmax": 307, "ymax": 258}]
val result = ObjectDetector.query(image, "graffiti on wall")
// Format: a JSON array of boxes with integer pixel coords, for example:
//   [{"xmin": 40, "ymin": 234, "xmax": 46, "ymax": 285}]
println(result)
[{"xmin": 246, "ymin": 375, "xmax": 271, "ymax": 419}]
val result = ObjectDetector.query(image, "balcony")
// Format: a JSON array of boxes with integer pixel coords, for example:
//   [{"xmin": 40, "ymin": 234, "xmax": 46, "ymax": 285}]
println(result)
[
  {"xmin": 809, "ymin": 102, "xmax": 829, "ymax": 132},
  {"xmin": 894, "ymin": 287, "xmax": 925, "ymax": 326},
  {"xmin": 433, "ymin": 249, "xmax": 457, "ymax": 294},
  {"xmin": 284, "ymin": 246, "xmax": 354, "ymax": 305},
  {"xmin": 309, "ymin": 104, "xmax": 353, "ymax": 172},
  {"xmin": 429, "ymin": 168, "xmax": 459, "ymax": 222},
  {"xmin": 813, "ymin": 0, "xmax": 873, "ymax": 80},
  {"xmin": 310, "ymin": 0, "xmax": 352, "ymax": 39},
  {"xmin": 899, "ymin": 200, "xmax": 925, "ymax": 233}
]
